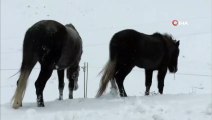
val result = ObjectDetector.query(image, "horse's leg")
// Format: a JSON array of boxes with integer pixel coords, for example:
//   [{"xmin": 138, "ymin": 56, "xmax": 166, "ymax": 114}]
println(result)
[
  {"xmin": 145, "ymin": 69, "xmax": 153, "ymax": 95},
  {"xmin": 57, "ymin": 69, "xmax": 65, "ymax": 100},
  {"xmin": 35, "ymin": 66, "xmax": 53, "ymax": 107},
  {"xmin": 110, "ymin": 79, "xmax": 118, "ymax": 95},
  {"xmin": 111, "ymin": 79, "xmax": 117, "ymax": 89},
  {"xmin": 67, "ymin": 65, "xmax": 79, "ymax": 99},
  {"xmin": 115, "ymin": 65, "xmax": 134, "ymax": 97},
  {"xmin": 157, "ymin": 68, "xmax": 167, "ymax": 94}
]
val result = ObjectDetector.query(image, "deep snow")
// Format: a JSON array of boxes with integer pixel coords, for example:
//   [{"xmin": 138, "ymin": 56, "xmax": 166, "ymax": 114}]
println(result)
[{"xmin": 1, "ymin": 0, "xmax": 212, "ymax": 120}]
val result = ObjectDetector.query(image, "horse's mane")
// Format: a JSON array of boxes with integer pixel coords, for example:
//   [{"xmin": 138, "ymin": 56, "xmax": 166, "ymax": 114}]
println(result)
[
  {"xmin": 152, "ymin": 32, "xmax": 163, "ymax": 38},
  {"xmin": 153, "ymin": 32, "xmax": 176, "ymax": 44},
  {"xmin": 163, "ymin": 33, "xmax": 175, "ymax": 42}
]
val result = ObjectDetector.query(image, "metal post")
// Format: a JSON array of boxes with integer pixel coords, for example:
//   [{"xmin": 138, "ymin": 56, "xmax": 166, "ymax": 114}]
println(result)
[
  {"xmin": 82, "ymin": 62, "xmax": 88, "ymax": 98},
  {"xmin": 86, "ymin": 62, "xmax": 88, "ymax": 98},
  {"xmin": 83, "ymin": 62, "xmax": 86, "ymax": 98}
]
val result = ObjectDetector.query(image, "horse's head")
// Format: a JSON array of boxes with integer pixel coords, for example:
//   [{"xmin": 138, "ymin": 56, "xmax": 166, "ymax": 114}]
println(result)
[{"xmin": 168, "ymin": 40, "xmax": 180, "ymax": 73}]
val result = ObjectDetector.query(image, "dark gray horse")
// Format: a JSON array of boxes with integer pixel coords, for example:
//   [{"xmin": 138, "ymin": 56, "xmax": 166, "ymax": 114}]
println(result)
[
  {"xmin": 12, "ymin": 20, "xmax": 83, "ymax": 109},
  {"xmin": 97, "ymin": 29, "xmax": 180, "ymax": 97}
]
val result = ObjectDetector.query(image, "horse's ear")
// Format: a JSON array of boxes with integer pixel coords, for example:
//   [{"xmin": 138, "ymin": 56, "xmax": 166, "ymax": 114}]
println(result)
[{"xmin": 176, "ymin": 40, "xmax": 180, "ymax": 47}]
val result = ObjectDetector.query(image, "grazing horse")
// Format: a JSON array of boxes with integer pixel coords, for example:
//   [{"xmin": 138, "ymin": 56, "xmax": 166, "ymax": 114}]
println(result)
[
  {"xmin": 96, "ymin": 29, "xmax": 180, "ymax": 97},
  {"xmin": 12, "ymin": 20, "xmax": 83, "ymax": 109}
]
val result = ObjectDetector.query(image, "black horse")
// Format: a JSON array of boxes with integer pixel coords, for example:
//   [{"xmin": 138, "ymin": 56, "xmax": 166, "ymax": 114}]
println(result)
[
  {"xmin": 12, "ymin": 20, "xmax": 83, "ymax": 109},
  {"xmin": 97, "ymin": 29, "xmax": 180, "ymax": 97}
]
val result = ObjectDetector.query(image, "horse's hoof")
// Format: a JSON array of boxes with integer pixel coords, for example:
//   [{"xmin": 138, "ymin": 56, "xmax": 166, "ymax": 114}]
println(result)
[
  {"xmin": 37, "ymin": 104, "xmax": 45, "ymax": 107},
  {"xmin": 145, "ymin": 92, "xmax": 150, "ymax": 96},
  {"xmin": 12, "ymin": 103, "xmax": 21, "ymax": 109},
  {"xmin": 38, "ymin": 105, "xmax": 45, "ymax": 107},
  {"xmin": 120, "ymin": 94, "xmax": 127, "ymax": 97},
  {"xmin": 37, "ymin": 102, "xmax": 45, "ymax": 107},
  {"xmin": 58, "ymin": 96, "xmax": 63, "ymax": 100},
  {"xmin": 69, "ymin": 95, "xmax": 73, "ymax": 99},
  {"xmin": 159, "ymin": 91, "xmax": 163, "ymax": 94},
  {"xmin": 110, "ymin": 88, "xmax": 118, "ymax": 96}
]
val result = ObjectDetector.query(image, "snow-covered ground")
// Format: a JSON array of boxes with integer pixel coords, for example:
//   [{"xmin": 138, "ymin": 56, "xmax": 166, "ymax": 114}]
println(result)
[
  {"xmin": 1, "ymin": 95, "xmax": 212, "ymax": 120},
  {"xmin": 1, "ymin": 0, "xmax": 212, "ymax": 120}
]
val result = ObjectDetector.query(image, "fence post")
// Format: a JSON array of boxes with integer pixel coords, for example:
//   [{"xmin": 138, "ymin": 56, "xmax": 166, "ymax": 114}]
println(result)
[
  {"xmin": 86, "ymin": 62, "xmax": 88, "ymax": 98},
  {"xmin": 82, "ymin": 62, "xmax": 86, "ymax": 98},
  {"xmin": 82, "ymin": 62, "xmax": 88, "ymax": 98}
]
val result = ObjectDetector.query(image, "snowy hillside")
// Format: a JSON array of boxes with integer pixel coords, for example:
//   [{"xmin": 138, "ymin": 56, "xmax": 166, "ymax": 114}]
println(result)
[{"xmin": 1, "ymin": 0, "xmax": 212, "ymax": 120}]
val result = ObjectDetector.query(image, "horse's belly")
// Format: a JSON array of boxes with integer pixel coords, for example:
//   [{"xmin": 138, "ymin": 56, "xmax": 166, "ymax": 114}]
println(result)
[{"xmin": 135, "ymin": 58, "xmax": 161, "ymax": 70}]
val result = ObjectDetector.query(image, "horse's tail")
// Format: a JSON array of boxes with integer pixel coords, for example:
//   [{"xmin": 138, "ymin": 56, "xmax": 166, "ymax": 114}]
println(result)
[
  {"xmin": 96, "ymin": 59, "xmax": 117, "ymax": 97},
  {"xmin": 12, "ymin": 69, "xmax": 31, "ymax": 109},
  {"xmin": 11, "ymin": 31, "xmax": 37, "ymax": 109}
]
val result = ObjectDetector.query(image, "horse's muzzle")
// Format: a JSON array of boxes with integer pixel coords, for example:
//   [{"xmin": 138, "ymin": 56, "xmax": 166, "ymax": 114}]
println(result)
[
  {"xmin": 169, "ymin": 66, "xmax": 178, "ymax": 73},
  {"xmin": 172, "ymin": 67, "xmax": 178, "ymax": 73}
]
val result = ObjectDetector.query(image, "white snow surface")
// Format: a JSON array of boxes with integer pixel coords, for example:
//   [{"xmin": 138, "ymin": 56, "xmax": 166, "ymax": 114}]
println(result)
[{"xmin": 1, "ymin": 0, "xmax": 212, "ymax": 120}]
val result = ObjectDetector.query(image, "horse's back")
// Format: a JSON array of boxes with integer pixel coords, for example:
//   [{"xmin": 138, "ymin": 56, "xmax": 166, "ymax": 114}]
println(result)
[
  {"xmin": 24, "ymin": 20, "xmax": 65, "ymax": 47},
  {"xmin": 110, "ymin": 29, "xmax": 140, "ymax": 53},
  {"xmin": 27, "ymin": 20, "xmax": 66, "ymax": 39},
  {"xmin": 111, "ymin": 29, "xmax": 140, "ymax": 44}
]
